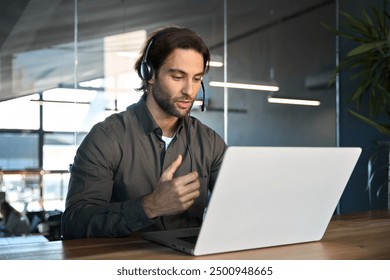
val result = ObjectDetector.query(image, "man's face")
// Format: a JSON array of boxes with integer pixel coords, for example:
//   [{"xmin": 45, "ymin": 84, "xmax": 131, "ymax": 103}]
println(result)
[{"xmin": 151, "ymin": 48, "xmax": 204, "ymax": 118}]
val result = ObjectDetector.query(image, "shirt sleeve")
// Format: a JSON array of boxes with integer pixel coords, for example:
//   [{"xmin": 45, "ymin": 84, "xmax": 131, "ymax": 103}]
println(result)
[
  {"xmin": 61, "ymin": 124, "xmax": 155, "ymax": 239},
  {"xmin": 209, "ymin": 132, "xmax": 228, "ymax": 193}
]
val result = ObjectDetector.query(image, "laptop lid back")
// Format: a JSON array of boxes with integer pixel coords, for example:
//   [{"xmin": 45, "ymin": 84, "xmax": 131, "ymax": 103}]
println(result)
[{"xmin": 193, "ymin": 146, "xmax": 361, "ymax": 256}]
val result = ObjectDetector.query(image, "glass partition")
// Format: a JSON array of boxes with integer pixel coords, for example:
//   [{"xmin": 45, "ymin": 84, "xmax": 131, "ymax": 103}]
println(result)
[{"xmin": 0, "ymin": 1, "xmax": 337, "ymax": 214}]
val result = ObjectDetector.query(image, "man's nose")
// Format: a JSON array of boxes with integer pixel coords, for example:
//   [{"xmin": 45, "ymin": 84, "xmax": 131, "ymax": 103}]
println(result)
[
  {"xmin": 182, "ymin": 80, "xmax": 198, "ymax": 98},
  {"xmin": 182, "ymin": 80, "xmax": 193, "ymax": 95}
]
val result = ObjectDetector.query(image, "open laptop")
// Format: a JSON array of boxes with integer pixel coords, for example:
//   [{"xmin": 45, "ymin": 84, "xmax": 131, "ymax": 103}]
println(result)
[{"xmin": 142, "ymin": 146, "xmax": 361, "ymax": 256}]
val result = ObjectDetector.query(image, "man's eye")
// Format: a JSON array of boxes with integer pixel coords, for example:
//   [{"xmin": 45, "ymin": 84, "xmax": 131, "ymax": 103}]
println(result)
[
  {"xmin": 194, "ymin": 77, "xmax": 202, "ymax": 83},
  {"xmin": 173, "ymin": 76, "xmax": 183, "ymax": 80}
]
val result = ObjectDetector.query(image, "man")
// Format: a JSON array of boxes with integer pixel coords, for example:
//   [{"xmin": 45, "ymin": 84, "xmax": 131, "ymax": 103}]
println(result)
[{"xmin": 61, "ymin": 26, "xmax": 227, "ymax": 239}]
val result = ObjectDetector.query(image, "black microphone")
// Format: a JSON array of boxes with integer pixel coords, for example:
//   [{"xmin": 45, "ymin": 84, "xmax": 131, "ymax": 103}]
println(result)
[{"xmin": 201, "ymin": 81, "xmax": 205, "ymax": 112}]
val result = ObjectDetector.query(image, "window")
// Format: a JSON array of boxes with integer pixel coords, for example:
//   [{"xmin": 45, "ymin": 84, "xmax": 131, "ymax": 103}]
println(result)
[
  {"xmin": 43, "ymin": 132, "xmax": 86, "ymax": 171},
  {"xmin": 0, "ymin": 133, "xmax": 39, "ymax": 170},
  {"xmin": 0, "ymin": 94, "xmax": 40, "ymax": 130}
]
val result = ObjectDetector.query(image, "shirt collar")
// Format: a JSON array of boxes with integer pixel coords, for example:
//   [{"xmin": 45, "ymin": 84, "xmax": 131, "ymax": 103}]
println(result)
[{"xmin": 132, "ymin": 97, "xmax": 185, "ymax": 136}]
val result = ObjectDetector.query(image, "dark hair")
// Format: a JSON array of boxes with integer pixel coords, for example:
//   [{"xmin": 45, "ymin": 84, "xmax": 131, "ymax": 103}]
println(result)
[{"xmin": 134, "ymin": 25, "xmax": 210, "ymax": 93}]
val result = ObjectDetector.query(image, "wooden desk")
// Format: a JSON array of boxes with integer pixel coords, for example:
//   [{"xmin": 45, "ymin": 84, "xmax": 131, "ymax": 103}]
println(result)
[{"xmin": 1, "ymin": 210, "xmax": 390, "ymax": 260}]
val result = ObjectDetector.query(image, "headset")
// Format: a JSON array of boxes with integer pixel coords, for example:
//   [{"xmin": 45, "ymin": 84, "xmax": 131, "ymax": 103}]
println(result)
[
  {"xmin": 139, "ymin": 37, "xmax": 156, "ymax": 81},
  {"xmin": 139, "ymin": 34, "xmax": 206, "ymax": 112}
]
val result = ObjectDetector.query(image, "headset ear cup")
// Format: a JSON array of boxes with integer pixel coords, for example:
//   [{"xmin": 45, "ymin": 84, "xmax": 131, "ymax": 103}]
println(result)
[{"xmin": 140, "ymin": 61, "xmax": 153, "ymax": 81}]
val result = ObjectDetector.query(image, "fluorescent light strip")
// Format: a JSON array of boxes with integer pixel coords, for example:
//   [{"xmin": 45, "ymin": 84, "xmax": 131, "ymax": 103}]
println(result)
[
  {"xmin": 268, "ymin": 97, "xmax": 320, "ymax": 106},
  {"xmin": 209, "ymin": 81, "xmax": 279, "ymax": 92},
  {"xmin": 193, "ymin": 100, "xmax": 203, "ymax": 106},
  {"xmin": 208, "ymin": 61, "xmax": 224, "ymax": 67}
]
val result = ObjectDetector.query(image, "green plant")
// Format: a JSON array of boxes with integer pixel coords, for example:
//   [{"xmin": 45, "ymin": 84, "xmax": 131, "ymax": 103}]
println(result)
[
  {"xmin": 366, "ymin": 142, "xmax": 390, "ymax": 206},
  {"xmin": 329, "ymin": 2, "xmax": 390, "ymax": 135},
  {"xmin": 324, "ymin": 2, "xmax": 390, "ymax": 207}
]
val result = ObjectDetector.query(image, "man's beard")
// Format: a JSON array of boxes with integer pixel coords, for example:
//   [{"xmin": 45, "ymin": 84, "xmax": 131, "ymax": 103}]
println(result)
[{"xmin": 152, "ymin": 84, "xmax": 194, "ymax": 118}]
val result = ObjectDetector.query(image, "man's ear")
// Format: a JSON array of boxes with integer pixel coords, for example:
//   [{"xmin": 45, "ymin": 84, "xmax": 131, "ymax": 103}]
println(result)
[{"xmin": 147, "ymin": 73, "xmax": 155, "ymax": 85}]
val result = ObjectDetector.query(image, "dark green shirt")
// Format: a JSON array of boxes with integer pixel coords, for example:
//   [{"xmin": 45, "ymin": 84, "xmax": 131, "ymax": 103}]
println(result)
[{"xmin": 61, "ymin": 97, "xmax": 227, "ymax": 239}]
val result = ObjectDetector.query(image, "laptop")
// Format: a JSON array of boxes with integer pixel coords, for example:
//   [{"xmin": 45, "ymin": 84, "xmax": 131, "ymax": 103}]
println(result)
[{"xmin": 142, "ymin": 146, "xmax": 361, "ymax": 256}]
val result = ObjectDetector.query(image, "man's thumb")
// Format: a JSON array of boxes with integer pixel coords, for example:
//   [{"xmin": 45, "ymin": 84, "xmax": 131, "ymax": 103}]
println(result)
[{"xmin": 161, "ymin": 154, "xmax": 182, "ymax": 181}]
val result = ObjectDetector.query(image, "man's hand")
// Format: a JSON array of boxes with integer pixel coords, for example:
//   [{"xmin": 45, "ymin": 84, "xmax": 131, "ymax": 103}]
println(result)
[{"xmin": 143, "ymin": 154, "xmax": 200, "ymax": 219}]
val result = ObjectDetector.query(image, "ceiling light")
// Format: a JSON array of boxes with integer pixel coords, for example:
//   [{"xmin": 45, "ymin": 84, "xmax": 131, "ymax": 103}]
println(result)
[
  {"xmin": 209, "ymin": 81, "xmax": 279, "ymax": 92},
  {"xmin": 208, "ymin": 61, "xmax": 224, "ymax": 67},
  {"xmin": 267, "ymin": 96, "xmax": 320, "ymax": 106}
]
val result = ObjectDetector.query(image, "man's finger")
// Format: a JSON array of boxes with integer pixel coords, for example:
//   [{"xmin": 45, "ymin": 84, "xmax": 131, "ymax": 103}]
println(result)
[
  {"xmin": 160, "ymin": 154, "xmax": 183, "ymax": 182},
  {"xmin": 174, "ymin": 171, "xmax": 199, "ymax": 188}
]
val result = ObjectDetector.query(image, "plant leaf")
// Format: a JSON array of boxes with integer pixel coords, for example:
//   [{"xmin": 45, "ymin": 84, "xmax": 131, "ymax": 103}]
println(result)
[
  {"xmin": 361, "ymin": 8, "xmax": 375, "ymax": 27},
  {"xmin": 349, "ymin": 109, "xmax": 390, "ymax": 135},
  {"xmin": 347, "ymin": 41, "xmax": 387, "ymax": 56},
  {"xmin": 350, "ymin": 77, "xmax": 374, "ymax": 101},
  {"xmin": 340, "ymin": 11, "xmax": 370, "ymax": 35}
]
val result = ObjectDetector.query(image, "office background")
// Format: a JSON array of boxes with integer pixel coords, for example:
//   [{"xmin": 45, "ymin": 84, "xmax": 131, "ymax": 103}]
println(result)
[{"xmin": 0, "ymin": 0, "xmax": 388, "ymax": 222}]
